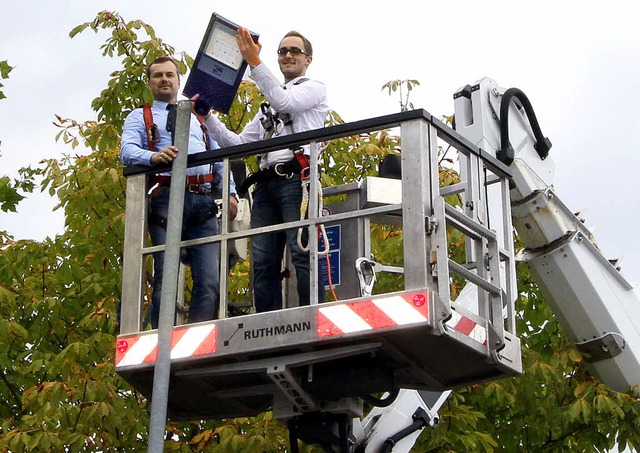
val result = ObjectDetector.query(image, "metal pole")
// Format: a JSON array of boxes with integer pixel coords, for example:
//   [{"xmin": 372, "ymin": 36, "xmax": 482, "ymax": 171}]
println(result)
[{"xmin": 147, "ymin": 100, "xmax": 191, "ymax": 452}]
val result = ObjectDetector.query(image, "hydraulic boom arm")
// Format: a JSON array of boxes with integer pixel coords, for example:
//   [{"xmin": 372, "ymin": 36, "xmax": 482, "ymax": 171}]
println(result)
[{"xmin": 453, "ymin": 77, "xmax": 640, "ymax": 393}]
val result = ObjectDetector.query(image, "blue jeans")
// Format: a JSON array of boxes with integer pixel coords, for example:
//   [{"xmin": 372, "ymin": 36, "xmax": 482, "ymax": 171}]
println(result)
[
  {"xmin": 148, "ymin": 186, "xmax": 220, "ymax": 328},
  {"xmin": 251, "ymin": 176, "xmax": 323, "ymax": 312}
]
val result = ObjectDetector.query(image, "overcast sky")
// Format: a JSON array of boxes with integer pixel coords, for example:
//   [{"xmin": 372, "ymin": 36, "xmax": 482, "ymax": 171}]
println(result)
[{"xmin": 1, "ymin": 0, "xmax": 639, "ymax": 293}]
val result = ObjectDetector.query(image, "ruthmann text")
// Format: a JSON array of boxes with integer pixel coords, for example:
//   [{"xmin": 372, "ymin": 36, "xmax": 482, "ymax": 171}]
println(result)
[{"xmin": 244, "ymin": 322, "xmax": 312, "ymax": 339}]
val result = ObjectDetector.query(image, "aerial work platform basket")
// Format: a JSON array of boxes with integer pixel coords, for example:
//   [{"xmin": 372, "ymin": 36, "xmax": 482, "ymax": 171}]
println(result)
[{"xmin": 116, "ymin": 108, "xmax": 522, "ymax": 421}]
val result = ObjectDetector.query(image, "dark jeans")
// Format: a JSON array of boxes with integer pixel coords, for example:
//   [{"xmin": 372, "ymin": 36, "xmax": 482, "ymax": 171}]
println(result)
[
  {"xmin": 148, "ymin": 186, "xmax": 220, "ymax": 328},
  {"xmin": 251, "ymin": 176, "xmax": 323, "ymax": 312}
]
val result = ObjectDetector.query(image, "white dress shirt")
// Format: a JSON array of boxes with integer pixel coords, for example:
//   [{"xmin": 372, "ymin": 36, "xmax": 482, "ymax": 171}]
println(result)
[{"xmin": 204, "ymin": 63, "xmax": 328, "ymax": 169}]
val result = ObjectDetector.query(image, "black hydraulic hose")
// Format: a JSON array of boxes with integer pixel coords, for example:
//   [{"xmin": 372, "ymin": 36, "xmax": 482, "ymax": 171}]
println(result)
[
  {"xmin": 379, "ymin": 407, "xmax": 431, "ymax": 453},
  {"xmin": 363, "ymin": 388, "xmax": 400, "ymax": 408},
  {"xmin": 498, "ymin": 87, "xmax": 552, "ymax": 166}
]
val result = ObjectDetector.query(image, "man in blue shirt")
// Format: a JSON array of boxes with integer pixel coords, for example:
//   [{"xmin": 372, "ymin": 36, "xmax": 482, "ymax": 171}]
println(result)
[{"xmin": 120, "ymin": 56, "xmax": 238, "ymax": 328}]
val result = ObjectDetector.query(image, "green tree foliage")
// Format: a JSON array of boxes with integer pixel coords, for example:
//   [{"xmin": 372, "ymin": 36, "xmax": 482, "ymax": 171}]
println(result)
[
  {"xmin": 382, "ymin": 79, "xmax": 420, "ymax": 112},
  {"xmin": 0, "ymin": 60, "xmax": 25, "ymax": 214},
  {"xmin": 1, "ymin": 10, "xmax": 639, "ymax": 453},
  {"xmin": 0, "ymin": 60, "xmax": 12, "ymax": 101}
]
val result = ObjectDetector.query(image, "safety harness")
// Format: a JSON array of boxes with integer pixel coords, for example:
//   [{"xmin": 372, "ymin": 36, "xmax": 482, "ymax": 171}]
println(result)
[
  {"xmin": 144, "ymin": 104, "xmax": 218, "ymax": 225},
  {"xmin": 143, "ymin": 104, "xmax": 211, "ymax": 152},
  {"xmin": 238, "ymin": 78, "xmax": 329, "ymax": 256},
  {"xmin": 237, "ymin": 79, "xmax": 310, "ymax": 195}
]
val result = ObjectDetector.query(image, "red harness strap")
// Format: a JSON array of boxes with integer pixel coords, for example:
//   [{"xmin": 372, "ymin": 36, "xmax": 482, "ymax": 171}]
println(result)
[
  {"xmin": 143, "ymin": 104, "xmax": 157, "ymax": 151},
  {"xmin": 294, "ymin": 151, "xmax": 310, "ymax": 179}
]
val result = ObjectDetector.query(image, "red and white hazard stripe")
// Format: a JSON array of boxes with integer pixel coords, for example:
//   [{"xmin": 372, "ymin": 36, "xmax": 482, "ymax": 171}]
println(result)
[
  {"xmin": 115, "ymin": 324, "xmax": 217, "ymax": 367},
  {"xmin": 446, "ymin": 309, "xmax": 487, "ymax": 345},
  {"xmin": 317, "ymin": 292, "xmax": 429, "ymax": 337}
]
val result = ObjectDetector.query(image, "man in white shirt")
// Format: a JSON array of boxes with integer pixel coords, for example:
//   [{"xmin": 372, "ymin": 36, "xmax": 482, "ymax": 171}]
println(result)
[{"xmin": 197, "ymin": 29, "xmax": 328, "ymax": 312}]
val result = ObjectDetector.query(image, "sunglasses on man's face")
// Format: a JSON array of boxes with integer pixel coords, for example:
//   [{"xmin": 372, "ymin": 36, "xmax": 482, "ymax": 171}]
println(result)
[{"xmin": 277, "ymin": 47, "xmax": 308, "ymax": 57}]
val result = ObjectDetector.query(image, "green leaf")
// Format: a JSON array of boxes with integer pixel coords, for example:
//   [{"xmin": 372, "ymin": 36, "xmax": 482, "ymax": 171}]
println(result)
[
  {"xmin": 0, "ymin": 60, "xmax": 13, "ymax": 78},
  {"xmin": 0, "ymin": 176, "xmax": 25, "ymax": 212},
  {"xmin": 68, "ymin": 23, "xmax": 89, "ymax": 38}
]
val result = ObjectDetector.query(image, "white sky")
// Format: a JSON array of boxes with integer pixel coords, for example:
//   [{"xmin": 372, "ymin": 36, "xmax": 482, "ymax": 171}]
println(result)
[{"xmin": 1, "ymin": 0, "xmax": 639, "ymax": 291}]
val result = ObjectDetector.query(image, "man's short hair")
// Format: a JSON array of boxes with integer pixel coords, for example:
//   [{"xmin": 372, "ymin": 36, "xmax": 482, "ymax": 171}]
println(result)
[
  {"xmin": 281, "ymin": 31, "xmax": 313, "ymax": 56},
  {"xmin": 146, "ymin": 56, "xmax": 180, "ymax": 80}
]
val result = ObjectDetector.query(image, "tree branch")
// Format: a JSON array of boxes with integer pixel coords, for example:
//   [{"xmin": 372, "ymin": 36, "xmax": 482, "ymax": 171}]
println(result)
[{"xmin": 0, "ymin": 367, "xmax": 22, "ymax": 418}]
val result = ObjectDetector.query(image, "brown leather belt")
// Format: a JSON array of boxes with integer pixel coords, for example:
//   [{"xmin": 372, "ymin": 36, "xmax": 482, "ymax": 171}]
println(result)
[{"xmin": 151, "ymin": 174, "xmax": 214, "ymax": 195}]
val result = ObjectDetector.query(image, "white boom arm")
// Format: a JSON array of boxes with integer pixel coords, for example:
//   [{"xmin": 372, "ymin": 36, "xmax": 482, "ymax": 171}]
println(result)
[{"xmin": 453, "ymin": 77, "xmax": 640, "ymax": 393}]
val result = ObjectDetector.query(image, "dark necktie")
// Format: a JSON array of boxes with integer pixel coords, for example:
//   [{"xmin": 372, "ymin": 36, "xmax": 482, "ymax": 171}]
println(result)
[{"xmin": 166, "ymin": 103, "xmax": 177, "ymax": 144}]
